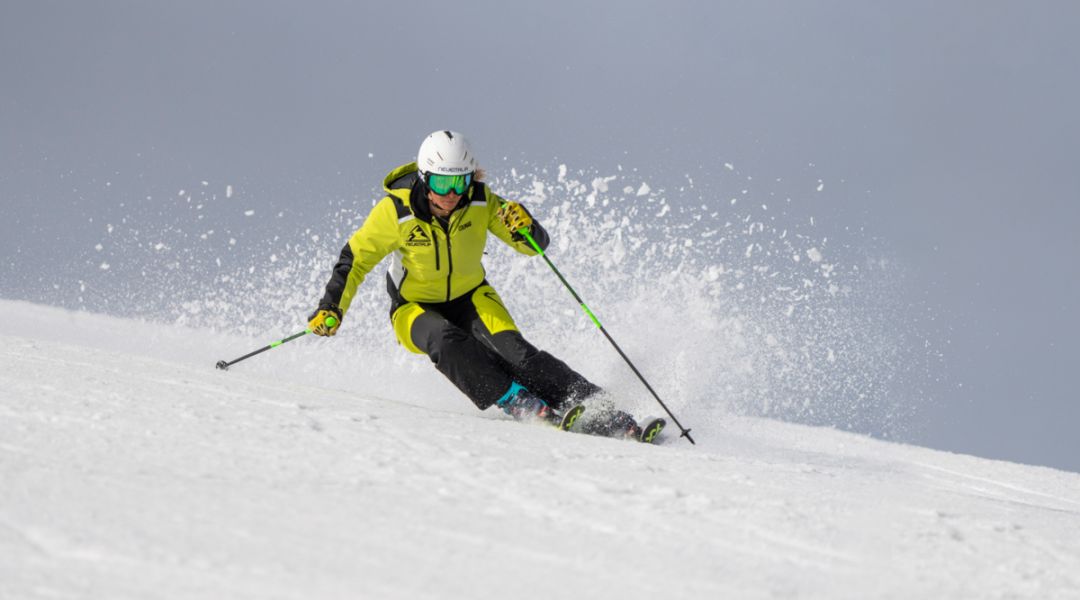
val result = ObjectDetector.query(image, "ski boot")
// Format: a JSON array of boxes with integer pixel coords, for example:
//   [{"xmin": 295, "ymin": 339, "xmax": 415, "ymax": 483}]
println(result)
[{"xmin": 496, "ymin": 382, "xmax": 583, "ymax": 431}]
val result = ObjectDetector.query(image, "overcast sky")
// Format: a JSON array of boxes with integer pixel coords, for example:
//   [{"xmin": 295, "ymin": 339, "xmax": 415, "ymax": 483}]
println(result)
[{"xmin": 3, "ymin": 1, "xmax": 1079, "ymax": 471}]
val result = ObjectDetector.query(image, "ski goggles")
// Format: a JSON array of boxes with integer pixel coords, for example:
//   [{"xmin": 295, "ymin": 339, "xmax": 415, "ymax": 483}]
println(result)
[{"xmin": 425, "ymin": 172, "xmax": 473, "ymax": 196}]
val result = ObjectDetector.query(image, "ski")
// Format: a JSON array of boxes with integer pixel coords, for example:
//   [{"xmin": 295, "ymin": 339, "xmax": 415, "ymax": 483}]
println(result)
[
  {"xmin": 637, "ymin": 416, "xmax": 666, "ymax": 444},
  {"xmin": 555, "ymin": 404, "xmax": 586, "ymax": 431},
  {"xmin": 565, "ymin": 407, "xmax": 666, "ymax": 444}
]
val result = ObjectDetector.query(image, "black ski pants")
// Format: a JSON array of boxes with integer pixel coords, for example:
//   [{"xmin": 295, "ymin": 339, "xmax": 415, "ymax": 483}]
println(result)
[{"xmin": 390, "ymin": 282, "xmax": 600, "ymax": 410}]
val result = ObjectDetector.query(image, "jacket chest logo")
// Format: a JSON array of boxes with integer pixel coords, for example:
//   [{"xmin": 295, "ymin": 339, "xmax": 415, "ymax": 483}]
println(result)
[{"xmin": 406, "ymin": 225, "xmax": 432, "ymax": 247}]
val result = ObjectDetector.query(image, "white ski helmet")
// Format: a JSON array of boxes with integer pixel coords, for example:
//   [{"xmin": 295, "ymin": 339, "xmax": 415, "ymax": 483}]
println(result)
[{"xmin": 417, "ymin": 130, "xmax": 477, "ymax": 175}]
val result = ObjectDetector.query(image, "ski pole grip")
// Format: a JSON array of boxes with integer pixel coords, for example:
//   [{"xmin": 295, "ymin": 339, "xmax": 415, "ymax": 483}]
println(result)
[
  {"xmin": 499, "ymin": 202, "xmax": 544, "ymax": 254},
  {"xmin": 325, "ymin": 316, "xmax": 338, "ymax": 328}
]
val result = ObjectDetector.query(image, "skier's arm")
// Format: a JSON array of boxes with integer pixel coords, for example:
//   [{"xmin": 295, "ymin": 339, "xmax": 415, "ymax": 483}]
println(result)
[
  {"xmin": 317, "ymin": 197, "xmax": 402, "ymax": 318},
  {"xmin": 485, "ymin": 187, "xmax": 550, "ymax": 255}
]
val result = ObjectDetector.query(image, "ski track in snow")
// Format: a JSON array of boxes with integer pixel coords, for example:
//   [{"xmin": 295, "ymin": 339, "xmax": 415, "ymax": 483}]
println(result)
[{"xmin": 2, "ymin": 301, "xmax": 1079, "ymax": 599}]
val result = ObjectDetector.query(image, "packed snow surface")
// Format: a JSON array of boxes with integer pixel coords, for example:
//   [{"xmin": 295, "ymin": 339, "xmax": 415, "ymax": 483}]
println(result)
[{"xmin": 2, "ymin": 300, "xmax": 1079, "ymax": 599}]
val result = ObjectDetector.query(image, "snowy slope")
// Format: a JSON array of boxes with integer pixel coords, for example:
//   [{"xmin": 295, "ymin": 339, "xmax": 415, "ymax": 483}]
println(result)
[{"xmin": 2, "ymin": 300, "xmax": 1079, "ymax": 600}]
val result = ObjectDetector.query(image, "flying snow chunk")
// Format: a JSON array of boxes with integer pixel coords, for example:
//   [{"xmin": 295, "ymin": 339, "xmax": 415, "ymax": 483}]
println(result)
[
  {"xmin": 226, "ymin": 185, "xmax": 234, "ymax": 198},
  {"xmin": 592, "ymin": 175, "xmax": 617, "ymax": 194},
  {"xmin": 244, "ymin": 210, "xmax": 255, "ymax": 217},
  {"xmin": 724, "ymin": 163, "xmax": 734, "ymax": 171},
  {"xmin": 636, "ymin": 182, "xmax": 651, "ymax": 196},
  {"xmin": 530, "ymin": 180, "xmax": 546, "ymax": 199},
  {"xmin": 807, "ymin": 248, "xmax": 824, "ymax": 263},
  {"xmin": 817, "ymin": 180, "xmax": 825, "ymax": 192},
  {"xmin": 99, "ymin": 262, "xmax": 110, "ymax": 270}
]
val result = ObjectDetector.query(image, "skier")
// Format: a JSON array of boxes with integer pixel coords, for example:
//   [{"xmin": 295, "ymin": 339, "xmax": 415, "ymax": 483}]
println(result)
[{"xmin": 308, "ymin": 130, "xmax": 651, "ymax": 439}]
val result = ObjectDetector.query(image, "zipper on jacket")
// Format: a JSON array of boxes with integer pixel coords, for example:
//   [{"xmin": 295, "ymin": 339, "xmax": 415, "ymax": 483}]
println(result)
[
  {"xmin": 444, "ymin": 227, "xmax": 454, "ymax": 301},
  {"xmin": 435, "ymin": 217, "xmax": 455, "ymax": 301},
  {"xmin": 433, "ymin": 230, "xmax": 441, "ymax": 271},
  {"xmin": 432, "ymin": 213, "xmax": 457, "ymax": 302},
  {"xmin": 430, "ymin": 213, "xmax": 457, "ymax": 301}
]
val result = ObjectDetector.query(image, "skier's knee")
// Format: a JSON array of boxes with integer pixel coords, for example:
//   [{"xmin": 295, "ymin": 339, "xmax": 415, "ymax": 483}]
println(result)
[
  {"xmin": 488, "ymin": 330, "xmax": 539, "ymax": 366},
  {"xmin": 410, "ymin": 312, "xmax": 468, "ymax": 357}
]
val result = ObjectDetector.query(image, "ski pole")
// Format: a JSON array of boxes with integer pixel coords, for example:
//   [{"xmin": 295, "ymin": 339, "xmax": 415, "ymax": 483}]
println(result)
[
  {"xmin": 214, "ymin": 317, "xmax": 335, "ymax": 371},
  {"xmin": 508, "ymin": 209, "xmax": 696, "ymax": 444}
]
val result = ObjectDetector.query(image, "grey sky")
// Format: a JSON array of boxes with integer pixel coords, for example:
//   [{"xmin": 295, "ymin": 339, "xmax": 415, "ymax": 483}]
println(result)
[{"xmin": 2, "ymin": 1, "xmax": 1079, "ymax": 471}]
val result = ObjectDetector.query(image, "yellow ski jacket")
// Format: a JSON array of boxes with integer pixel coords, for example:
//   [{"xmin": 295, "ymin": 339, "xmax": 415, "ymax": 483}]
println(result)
[{"xmin": 317, "ymin": 162, "xmax": 549, "ymax": 316}]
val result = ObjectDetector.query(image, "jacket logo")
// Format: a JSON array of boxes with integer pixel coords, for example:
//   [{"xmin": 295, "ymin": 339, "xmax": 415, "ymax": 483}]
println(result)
[
  {"xmin": 406, "ymin": 225, "xmax": 432, "ymax": 247},
  {"xmin": 457, "ymin": 221, "xmax": 473, "ymax": 232}
]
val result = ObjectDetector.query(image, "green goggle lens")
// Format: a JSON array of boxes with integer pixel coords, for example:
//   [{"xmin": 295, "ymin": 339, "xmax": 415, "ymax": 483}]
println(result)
[{"xmin": 426, "ymin": 173, "xmax": 473, "ymax": 196}]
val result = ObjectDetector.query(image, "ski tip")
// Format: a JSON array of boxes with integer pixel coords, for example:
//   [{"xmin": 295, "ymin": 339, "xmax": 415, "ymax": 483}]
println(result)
[
  {"xmin": 558, "ymin": 404, "xmax": 586, "ymax": 431},
  {"xmin": 639, "ymin": 417, "xmax": 667, "ymax": 444}
]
